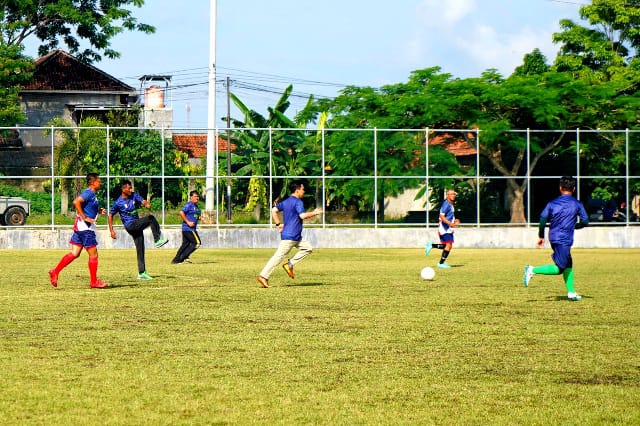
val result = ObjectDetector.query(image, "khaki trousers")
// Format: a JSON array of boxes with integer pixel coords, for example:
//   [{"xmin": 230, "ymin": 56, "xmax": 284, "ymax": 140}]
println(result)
[{"xmin": 259, "ymin": 239, "xmax": 313, "ymax": 279}]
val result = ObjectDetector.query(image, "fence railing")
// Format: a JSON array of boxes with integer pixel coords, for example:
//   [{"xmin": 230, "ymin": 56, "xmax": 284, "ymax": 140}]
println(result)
[{"xmin": 0, "ymin": 126, "xmax": 639, "ymax": 229}]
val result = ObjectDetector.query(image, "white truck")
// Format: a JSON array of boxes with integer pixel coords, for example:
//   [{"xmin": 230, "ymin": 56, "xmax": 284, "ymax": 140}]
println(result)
[{"xmin": 0, "ymin": 196, "xmax": 30, "ymax": 226}]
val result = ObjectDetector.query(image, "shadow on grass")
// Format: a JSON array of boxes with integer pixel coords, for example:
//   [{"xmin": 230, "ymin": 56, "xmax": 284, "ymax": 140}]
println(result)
[{"xmin": 285, "ymin": 282, "xmax": 325, "ymax": 287}]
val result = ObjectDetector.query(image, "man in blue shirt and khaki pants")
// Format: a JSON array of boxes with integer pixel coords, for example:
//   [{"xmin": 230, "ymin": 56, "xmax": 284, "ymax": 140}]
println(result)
[{"xmin": 257, "ymin": 180, "xmax": 322, "ymax": 288}]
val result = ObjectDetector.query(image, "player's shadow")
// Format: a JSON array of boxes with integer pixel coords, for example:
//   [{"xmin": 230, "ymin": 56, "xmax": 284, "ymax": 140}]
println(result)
[
  {"xmin": 285, "ymin": 282, "xmax": 324, "ymax": 287},
  {"xmin": 101, "ymin": 283, "xmax": 141, "ymax": 289}
]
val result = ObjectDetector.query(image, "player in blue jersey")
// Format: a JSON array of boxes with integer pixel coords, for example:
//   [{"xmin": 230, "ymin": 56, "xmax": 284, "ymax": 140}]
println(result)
[
  {"xmin": 108, "ymin": 179, "xmax": 168, "ymax": 280},
  {"xmin": 49, "ymin": 173, "xmax": 108, "ymax": 288},
  {"xmin": 523, "ymin": 176, "xmax": 589, "ymax": 301},
  {"xmin": 257, "ymin": 180, "xmax": 322, "ymax": 288},
  {"xmin": 172, "ymin": 190, "xmax": 201, "ymax": 264},
  {"xmin": 425, "ymin": 189, "xmax": 460, "ymax": 268}
]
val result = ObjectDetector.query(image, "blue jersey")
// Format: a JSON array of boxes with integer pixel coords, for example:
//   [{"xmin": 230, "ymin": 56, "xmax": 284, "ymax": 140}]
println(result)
[
  {"xmin": 540, "ymin": 194, "xmax": 589, "ymax": 245},
  {"xmin": 438, "ymin": 199, "xmax": 455, "ymax": 235},
  {"xmin": 74, "ymin": 187, "xmax": 100, "ymax": 232},
  {"xmin": 180, "ymin": 201, "xmax": 200, "ymax": 232},
  {"xmin": 109, "ymin": 192, "xmax": 145, "ymax": 228},
  {"xmin": 277, "ymin": 196, "xmax": 305, "ymax": 241}
]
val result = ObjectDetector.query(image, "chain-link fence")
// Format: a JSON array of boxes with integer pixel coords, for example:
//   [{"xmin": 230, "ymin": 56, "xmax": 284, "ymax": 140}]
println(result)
[{"xmin": 1, "ymin": 126, "xmax": 639, "ymax": 229}]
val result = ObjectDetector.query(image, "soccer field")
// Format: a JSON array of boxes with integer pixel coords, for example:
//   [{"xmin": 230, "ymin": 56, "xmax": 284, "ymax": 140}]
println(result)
[{"xmin": 0, "ymin": 248, "xmax": 638, "ymax": 424}]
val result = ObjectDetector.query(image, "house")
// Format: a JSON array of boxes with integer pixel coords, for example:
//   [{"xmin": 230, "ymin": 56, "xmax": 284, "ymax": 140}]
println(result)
[
  {"xmin": 18, "ymin": 49, "xmax": 138, "ymax": 148},
  {"xmin": 172, "ymin": 133, "xmax": 236, "ymax": 166}
]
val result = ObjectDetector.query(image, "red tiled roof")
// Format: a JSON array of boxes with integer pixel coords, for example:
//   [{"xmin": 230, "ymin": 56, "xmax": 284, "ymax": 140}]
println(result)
[
  {"xmin": 429, "ymin": 133, "xmax": 477, "ymax": 157},
  {"xmin": 172, "ymin": 134, "xmax": 236, "ymax": 158},
  {"xmin": 21, "ymin": 49, "xmax": 135, "ymax": 92}
]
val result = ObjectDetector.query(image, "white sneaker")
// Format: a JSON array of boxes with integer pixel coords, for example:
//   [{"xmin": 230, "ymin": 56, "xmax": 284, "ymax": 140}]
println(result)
[
  {"xmin": 567, "ymin": 292, "xmax": 582, "ymax": 301},
  {"xmin": 523, "ymin": 265, "xmax": 534, "ymax": 287}
]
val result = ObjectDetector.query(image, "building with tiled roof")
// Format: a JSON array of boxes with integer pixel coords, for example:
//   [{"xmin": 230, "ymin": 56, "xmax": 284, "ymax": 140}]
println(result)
[{"xmin": 18, "ymin": 49, "xmax": 138, "ymax": 148}]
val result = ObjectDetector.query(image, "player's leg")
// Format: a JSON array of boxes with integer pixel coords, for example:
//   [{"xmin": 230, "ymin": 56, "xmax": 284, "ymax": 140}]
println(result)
[
  {"xmin": 86, "ymin": 244, "xmax": 107, "ymax": 288},
  {"xmin": 147, "ymin": 215, "xmax": 168, "ymax": 247},
  {"xmin": 172, "ymin": 232, "xmax": 190, "ymax": 263},
  {"xmin": 561, "ymin": 250, "xmax": 580, "ymax": 301},
  {"xmin": 437, "ymin": 234, "xmax": 454, "ymax": 268},
  {"xmin": 128, "ymin": 230, "xmax": 150, "ymax": 279},
  {"xmin": 49, "ymin": 240, "xmax": 83, "ymax": 287},
  {"xmin": 259, "ymin": 240, "xmax": 295, "ymax": 281},
  {"xmin": 181, "ymin": 231, "xmax": 200, "ymax": 261},
  {"xmin": 282, "ymin": 239, "xmax": 313, "ymax": 278}
]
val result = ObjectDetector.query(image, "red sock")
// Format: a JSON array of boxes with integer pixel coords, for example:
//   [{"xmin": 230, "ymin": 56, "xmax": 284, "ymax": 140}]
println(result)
[
  {"xmin": 88, "ymin": 257, "xmax": 98, "ymax": 283},
  {"xmin": 55, "ymin": 253, "xmax": 77, "ymax": 273}
]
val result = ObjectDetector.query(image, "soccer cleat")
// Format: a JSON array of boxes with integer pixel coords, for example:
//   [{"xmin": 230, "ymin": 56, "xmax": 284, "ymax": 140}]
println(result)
[
  {"xmin": 257, "ymin": 275, "xmax": 270, "ymax": 288},
  {"xmin": 154, "ymin": 236, "xmax": 169, "ymax": 248},
  {"xmin": 48, "ymin": 270, "xmax": 59, "ymax": 288},
  {"xmin": 437, "ymin": 263, "xmax": 451, "ymax": 269},
  {"xmin": 282, "ymin": 261, "xmax": 294, "ymax": 279},
  {"xmin": 425, "ymin": 241, "xmax": 432, "ymax": 256},
  {"xmin": 183, "ymin": 258, "xmax": 193, "ymax": 263},
  {"xmin": 90, "ymin": 279, "xmax": 108, "ymax": 289},
  {"xmin": 567, "ymin": 293, "xmax": 582, "ymax": 302},
  {"xmin": 137, "ymin": 272, "xmax": 153, "ymax": 280},
  {"xmin": 171, "ymin": 259, "xmax": 184, "ymax": 264},
  {"xmin": 523, "ymin": 265, "xmax": 534, "ymax": 287}
]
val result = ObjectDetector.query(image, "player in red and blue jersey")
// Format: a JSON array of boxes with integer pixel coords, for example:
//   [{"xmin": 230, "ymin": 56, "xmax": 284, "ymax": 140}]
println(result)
[
  {"xmin": 523, "ymin": 176, "xmax": 589, "ymax": 301},
  {"xmin": 425, "ymin": 189, "xmax": 460, "ymax": 268},
  {"xmin": 172, "ymin": 190, "xmax": 201, "ymax": 264},
  {"xmin": 49, "ymin": 173, "xmax": 108, "ymax": 288},
  {"xmin": 108, "ymin": 179, "xmax": 168, "ymax": 280},
  {"xmin": 256, "ymin": 180, "xmax": 322, "ymax": 288}
]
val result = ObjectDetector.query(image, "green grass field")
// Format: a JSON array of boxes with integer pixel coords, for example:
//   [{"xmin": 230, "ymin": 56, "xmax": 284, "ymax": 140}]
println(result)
[{"xmin": 0, "ymin": 248, "xmax": 638, "ymax": 425}]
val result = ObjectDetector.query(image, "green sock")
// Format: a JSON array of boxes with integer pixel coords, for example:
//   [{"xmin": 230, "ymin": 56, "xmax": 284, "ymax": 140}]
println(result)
[
  {"xmin": 533, "ymin": 264, "xmax": 560, "ymax": 275},
  {"xmin": 563, "ymin": 268, "xmax": 575, "ymax": 293}
]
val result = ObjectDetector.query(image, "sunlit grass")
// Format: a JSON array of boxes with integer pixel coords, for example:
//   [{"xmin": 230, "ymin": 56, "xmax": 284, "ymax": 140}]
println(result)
[{"xmin": 0, "ymin": 248, "xmax": 638, "ymax": 424}]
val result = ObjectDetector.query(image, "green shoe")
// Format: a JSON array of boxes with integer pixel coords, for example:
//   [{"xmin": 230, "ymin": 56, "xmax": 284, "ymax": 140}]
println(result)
[
  {"xmin": 137, "ymin": 271, "xmax": 153, "ymax": 280},
  {"xmin": 437, "ymin": 263, "xmax": 451, "ymax": 269},
  {"xmin": 425, "ymin": 241, "xmax": 432, "ymax": 256},
  {"xmin": 154, "ymin": 236, "xmax": 169, "ymax": 248}
]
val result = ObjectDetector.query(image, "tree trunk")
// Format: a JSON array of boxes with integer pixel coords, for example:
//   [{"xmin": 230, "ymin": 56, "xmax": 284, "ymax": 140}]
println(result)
[
  {"xmin": 507, "ymin": 181, "xmax": 526, "ymax": 223},
  {"xmin": 252, "ymin": 202, "xmax": 261, "ymax": 222},
  {"xmin": 61, "ymin": 190, "xmax": 69, "ymax": 215}
]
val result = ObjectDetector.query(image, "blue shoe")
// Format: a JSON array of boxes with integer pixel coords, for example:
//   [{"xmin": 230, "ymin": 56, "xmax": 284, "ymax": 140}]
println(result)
[
  {"xmin": 568, "ymin": 293, "xmax": 582, "ymax": 301},
  {"xmin": 437, "ymin": 263, "xmax": 451, "ymax": 269},
  {"xmin": 523, "ymin": 265, "xmax": 534, "ymax": 287},
  {"xmin": 425, "ymin": 241, "xmax": 432, "ymax": 256}
]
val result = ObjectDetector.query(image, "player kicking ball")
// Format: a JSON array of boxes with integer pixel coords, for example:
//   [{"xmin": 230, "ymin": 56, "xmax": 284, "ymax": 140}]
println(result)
[{"xmin": 523, "ymin": 176, "xmax": 589, "ymax": 301}]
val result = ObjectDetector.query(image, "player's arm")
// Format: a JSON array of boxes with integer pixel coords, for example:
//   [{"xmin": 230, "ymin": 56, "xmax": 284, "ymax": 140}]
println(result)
[
  {"xmin": 537, "ymin": 217, "xmax": 547, "ymax": 247},
  {"xmin": 271, "ymin": 207, "xmax": 283, "ymax": 231},
  {"xmin": 575, "ymin": 205, "xmax": 589, "ymax": 229},
  {"xmin": 72, "ymin": 195, "xmax": 93, "ymax": 224},
  {"xmin": 299, "ymin": 207, "xmax": 322, "ymax": 220},
  {"xmin": 108, "ymin": 212, "xmax": 117, "ymax": 239},
  {"xmin": 179, "ymin": 210, "xmax": 194, "ymax": 228},
  {"xmin": 439, "ymin": 212, "xmax": 457, "ymax": 227}
]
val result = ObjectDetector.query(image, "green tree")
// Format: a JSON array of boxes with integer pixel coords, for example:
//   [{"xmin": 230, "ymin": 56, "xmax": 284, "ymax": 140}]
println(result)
[
  {"xmin": 48, "ymin": 116, "xmax": 107, "ymax": 213},
  {"xmin": 1, "ymin": 0, "xmax": 155, "ymax": 63},
  {"xmin": 226, "ymin": 85, "xmax": 321, "ymax": 220},
  {"xmin": 0, "ymin": 41, "xmax": 32, "ymax": 126}
]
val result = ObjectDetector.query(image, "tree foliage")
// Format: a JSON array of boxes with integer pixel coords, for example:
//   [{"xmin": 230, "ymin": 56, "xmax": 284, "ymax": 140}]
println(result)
[
  {"xmin": 0, "ymin": 41, "xmax": 32, "ymax": 125},
  {"xmin": 1, "ymin": 0, "xmax": 155, "ymax": 63}
]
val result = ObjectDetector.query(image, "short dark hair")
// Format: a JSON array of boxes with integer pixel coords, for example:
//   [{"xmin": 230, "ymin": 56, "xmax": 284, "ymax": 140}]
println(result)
[
  {"xmin": 189, "ymin": 190, "xmax": 199, "ymax": 197},
  {"xmin": 121, "ymin": 179, "xmax": 132, "ymax": 188},
  {"xmin": 86, "ymin": 173, "xmax": 99, "ymax": 185},
  {"xmin": 559, "ymin": 176, "xmax": 576, "ymax": 191},
  {"xmin": 289, "ymin": 180, "xmax": 305, "ymax": 194}
]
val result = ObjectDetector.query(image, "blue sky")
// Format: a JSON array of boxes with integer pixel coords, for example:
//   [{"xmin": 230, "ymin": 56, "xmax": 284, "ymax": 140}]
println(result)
[{"xmin": 26, "ymin": 0, "xmax": 584, "ymax": 128}]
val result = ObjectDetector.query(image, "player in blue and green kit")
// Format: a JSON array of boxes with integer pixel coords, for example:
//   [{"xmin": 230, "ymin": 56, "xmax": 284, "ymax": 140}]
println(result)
[
  {"xmin": 523, "ymin": 176, "xmax": 589, "ymax": 301},
  {"xmin": 172, "ymin": 190, "xmax": 201, "ymax": 264},
  {"xmin": 49, "ymin": 173, "xmax": 108, "ymax": 288}
]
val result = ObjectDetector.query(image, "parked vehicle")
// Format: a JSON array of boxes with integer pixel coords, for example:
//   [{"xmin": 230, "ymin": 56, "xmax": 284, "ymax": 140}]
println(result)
[{"xmin": 0, "ymin": 196, "xmax": 30, "ymax": 226}]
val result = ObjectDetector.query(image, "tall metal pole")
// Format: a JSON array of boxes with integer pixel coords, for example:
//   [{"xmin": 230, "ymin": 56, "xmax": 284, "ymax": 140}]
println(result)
[
  {"xmin": 205, "ymin": 0, "xmax": 217, "ymax": 212},
  {"xmin": 226, "ymin": 76, "xmax": 232, "ymax": 222}
]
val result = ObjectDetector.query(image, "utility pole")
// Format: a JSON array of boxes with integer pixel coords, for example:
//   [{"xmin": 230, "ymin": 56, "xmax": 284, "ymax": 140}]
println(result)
[
  {"xmin": 226, "ymin": 76, "xmax": 232, "ymax": 222},
  {"xmin": 205, "ymin": 0, "xmax": 216, "ymax": 213}
]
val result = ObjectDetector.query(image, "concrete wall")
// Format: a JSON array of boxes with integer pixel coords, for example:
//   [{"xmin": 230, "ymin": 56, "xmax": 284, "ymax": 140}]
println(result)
[{"xmin": 1, "ymin": 226, "xmax": 639, "ymax": 249}]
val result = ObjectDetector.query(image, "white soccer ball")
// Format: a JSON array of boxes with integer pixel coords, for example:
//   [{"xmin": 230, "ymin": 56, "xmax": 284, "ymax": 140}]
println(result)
[{"xmin": 421, "ymin": 266, "xmax": 435, "ymax": 280}]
